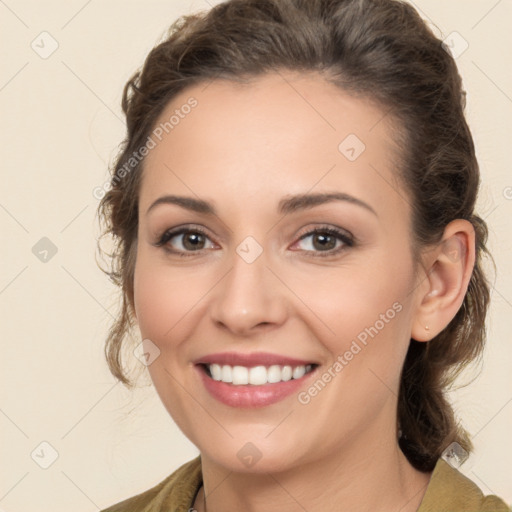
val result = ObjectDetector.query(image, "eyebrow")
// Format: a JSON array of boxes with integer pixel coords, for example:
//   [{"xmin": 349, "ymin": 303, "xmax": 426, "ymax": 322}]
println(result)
[{"xmin": 146, "ymin": 192, "xmax": 377, "ymax": 217}]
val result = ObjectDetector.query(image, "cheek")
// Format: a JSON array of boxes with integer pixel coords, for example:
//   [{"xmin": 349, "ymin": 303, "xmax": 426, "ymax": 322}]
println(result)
[
  {"xmin": 134, "ymin": 261, "xmax": 169, "ymax": 340},
  {"xmin": 133, "ymin": 250, "xmax": 219, "ymax": 362},
  {"xmin": 132, "ymin": 254, "xmax": 205, "ymax": 435},
  {"xmin": 133, "ymin": 253, "xmax": 192, "ymax": 345},
  {"xmin": 294, "ymin": 255, "xmax": 414, "ymax": 381},
  {"xmin": 295, "ymin": 272, "xmax": 414, "ymax": 434},
  {"xmin": 305, "ymin": 265, "xmax": 408, "ymax": 333}
]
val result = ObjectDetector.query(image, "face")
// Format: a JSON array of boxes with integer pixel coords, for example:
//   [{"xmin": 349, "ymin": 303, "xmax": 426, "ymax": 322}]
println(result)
[{"xmin": 133, "ymin": 71, "xmax": 422, "ymax": 473}]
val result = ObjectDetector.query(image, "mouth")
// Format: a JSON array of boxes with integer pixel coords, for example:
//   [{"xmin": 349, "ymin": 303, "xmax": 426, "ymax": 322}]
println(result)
[
  {"xmin": 195, "ymin": 358, "xmax": 320, "ymax": 408},
  {"xmin": 193, "ymin": 351, "xmax": 321, "ymax": 407},
  {"xmin": 199, "ymin": 362, "xmax": 318, "ymax": 386}
]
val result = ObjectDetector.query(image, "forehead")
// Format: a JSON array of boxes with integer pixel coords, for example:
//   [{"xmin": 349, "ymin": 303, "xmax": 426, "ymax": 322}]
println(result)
[{"xmin": 139, "ymin": 71, "xmax": 407, "ymax": 220}]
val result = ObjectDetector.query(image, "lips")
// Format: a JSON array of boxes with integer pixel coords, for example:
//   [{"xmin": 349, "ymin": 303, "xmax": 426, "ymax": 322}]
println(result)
[
  {"xmin": 194, "ymin": 351, "xmax": 318, "ymax": 367},
  {"xmin": 193, "ymin": 351, "xmax": 320, "ymax": 407}
]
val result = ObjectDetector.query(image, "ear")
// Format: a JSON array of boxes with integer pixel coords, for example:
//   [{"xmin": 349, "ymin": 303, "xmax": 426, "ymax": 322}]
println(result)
[{"xmin": 411, "ymin": 219, "xmax": 476, "ymax": 342}]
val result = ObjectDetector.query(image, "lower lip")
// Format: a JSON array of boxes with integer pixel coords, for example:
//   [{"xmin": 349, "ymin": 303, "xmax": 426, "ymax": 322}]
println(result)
[{"xmin": 197, "ymin": 365, "xmax": 317, "ymax": 408}]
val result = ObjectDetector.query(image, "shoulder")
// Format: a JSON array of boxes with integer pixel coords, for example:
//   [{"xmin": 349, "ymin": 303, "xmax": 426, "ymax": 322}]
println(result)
[
  {"xmin": 418, "ymin": 458, "xmax": 510, "ymax": 512},
  {"xmin": 100, "ymin": 456, "xmax": 202, "ymax": 512}
]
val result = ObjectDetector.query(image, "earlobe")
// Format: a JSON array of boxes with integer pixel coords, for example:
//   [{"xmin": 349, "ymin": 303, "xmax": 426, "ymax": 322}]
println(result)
[{"xmin": 411, "ymin": 220, "xmax": 475, "ymax": 342}]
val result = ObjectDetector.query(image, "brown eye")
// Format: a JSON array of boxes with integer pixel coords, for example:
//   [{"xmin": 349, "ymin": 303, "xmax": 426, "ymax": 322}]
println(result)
[
  {"xmin": 311, "ymin": 232, "xmax": 337, "ymax": 251},
  {"xmin": 180, "ymin": 231, "xmax": 207, "ymax": 251},
  {"xmin": 293, "ymin": 227, "xmax": 354, "ymax": 257},
  {"xmin": 156, "ymin": 226, "xmax": 216, "ymax": 255}
]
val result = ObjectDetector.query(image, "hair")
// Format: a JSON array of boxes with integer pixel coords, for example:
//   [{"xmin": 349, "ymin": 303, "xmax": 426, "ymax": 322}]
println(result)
[{"xmin": 96, "ymin": 0, "xmax": 493, "ymax": 472}]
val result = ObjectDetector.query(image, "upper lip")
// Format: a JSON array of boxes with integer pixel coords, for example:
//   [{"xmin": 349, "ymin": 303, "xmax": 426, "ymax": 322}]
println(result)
[{"xmin": 194, "ymin": 351, "xmax": 318, "ymax": 367}]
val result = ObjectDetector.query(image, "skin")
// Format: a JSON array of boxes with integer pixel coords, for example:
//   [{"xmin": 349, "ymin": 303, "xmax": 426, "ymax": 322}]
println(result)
[{"xmin": 132, "ymin": 71, "xmax": 475, "ymax": 512}]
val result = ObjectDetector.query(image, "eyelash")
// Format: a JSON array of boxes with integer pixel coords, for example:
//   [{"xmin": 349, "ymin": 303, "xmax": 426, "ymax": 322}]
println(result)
[{"xmin": 154, "ymin": 224, "xmax": 355, "ymax": 258}]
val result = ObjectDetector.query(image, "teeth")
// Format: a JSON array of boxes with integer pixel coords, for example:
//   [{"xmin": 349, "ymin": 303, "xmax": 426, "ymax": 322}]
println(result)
[
  {"xmin": 267, "ymin": 365, "xmax": 282, "ymax": 383},
  {"xmin": 249, "ymin": 366, "xmax": 267, "ymax": 385},
  {"xmin": 281, "ymin": 365, "xmax": 292, "ymax": 381},
  {"xmin": 210, "ymin": 363, "xmax": 222, "ymax": 381},
  {"xmin": 292, "ymin": 365, "xmax": 306, "ymax": 379},
  {"xmin": 206, "ymin": 363, "xmax": 314, "ymax": 385},
  {"xmin": 232, "ymin": 365, "xmax": 249, "ymax": 385},
  {"xmin": 221, "ymin": 364, "xmax": 232, "ymax": 383}
]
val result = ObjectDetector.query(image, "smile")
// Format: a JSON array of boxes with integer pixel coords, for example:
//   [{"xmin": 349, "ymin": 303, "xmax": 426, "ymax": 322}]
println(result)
[
  {"xmin": 203, "ymin": 363, "xmax": 316, "ymax": 385},
  {"xmin": 194, "ymin": 352, "xmax": 320, "ymax": 407}
]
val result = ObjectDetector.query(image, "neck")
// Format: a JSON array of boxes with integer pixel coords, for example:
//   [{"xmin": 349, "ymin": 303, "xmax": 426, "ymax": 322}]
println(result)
[{"xmin": 194, "ymin": 429, "xmax": 432, "ymax": 512}]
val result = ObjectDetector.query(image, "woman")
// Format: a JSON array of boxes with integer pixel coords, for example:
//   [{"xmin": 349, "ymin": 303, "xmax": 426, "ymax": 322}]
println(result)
[{"xmin": 97, "ymin": 0, "xmax": 511, "ymax": 510}]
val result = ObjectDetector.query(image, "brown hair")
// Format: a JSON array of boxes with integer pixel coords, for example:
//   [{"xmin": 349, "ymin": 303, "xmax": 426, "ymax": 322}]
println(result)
[{"xmin": 96, "ymin": 0, "xmax": 492, "ymax": 472}]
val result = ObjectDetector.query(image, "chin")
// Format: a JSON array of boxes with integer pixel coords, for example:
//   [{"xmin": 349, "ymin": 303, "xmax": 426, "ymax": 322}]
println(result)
[{"xmin": 195, "ymin": 433, "xmax": 310, "ymax": 475}]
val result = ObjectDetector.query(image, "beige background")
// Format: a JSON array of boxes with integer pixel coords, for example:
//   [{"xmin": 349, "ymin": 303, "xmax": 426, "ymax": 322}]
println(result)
[{"xmin": 0, "ymin": 0, "xmax": 511, "ymax": 510}]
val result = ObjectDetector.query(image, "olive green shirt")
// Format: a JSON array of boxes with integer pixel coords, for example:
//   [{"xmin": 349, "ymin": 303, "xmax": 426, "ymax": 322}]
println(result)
[{"xmin": 101, "ymin": 456, "xmax": 510, "ymax": 511}]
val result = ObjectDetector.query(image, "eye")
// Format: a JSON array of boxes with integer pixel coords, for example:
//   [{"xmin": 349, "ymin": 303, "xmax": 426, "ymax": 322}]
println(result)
[
  {"xmin": 291, "ymin": 226, "xmax": 354, "ymax": 257},
  {"xmin": 154, "ymin": 224, "xmax": 355, "ymax": 258},
  {"xmin": 155, "ymin": 226, "xmax": 217, "ymax": 256}
]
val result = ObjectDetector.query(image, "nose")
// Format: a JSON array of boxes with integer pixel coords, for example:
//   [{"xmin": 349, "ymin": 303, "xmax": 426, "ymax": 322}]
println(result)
[{"xmin": 209, "ymin": 245, "xmax": 288, "ymax": 336}]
